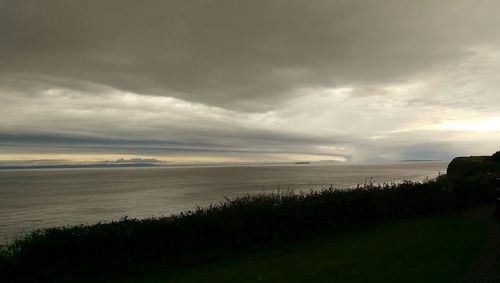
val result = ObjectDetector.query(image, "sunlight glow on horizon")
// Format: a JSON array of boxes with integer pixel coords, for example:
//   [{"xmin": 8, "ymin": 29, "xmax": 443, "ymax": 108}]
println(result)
[
  {"xmin": 0, "ymin": 152, "xmax": 349, "ymax": 165},
  {"xmin": 433, "ymin": 117, "xmax": 500, "ymax": 132}
]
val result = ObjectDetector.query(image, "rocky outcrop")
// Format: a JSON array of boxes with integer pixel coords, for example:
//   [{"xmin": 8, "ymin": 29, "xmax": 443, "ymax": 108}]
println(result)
[
  {"xmin": 447, "ymin": 156, "xmax": 491, "ymax": 179},
  {"xmin": 446, "ymin": 152, "xmax": 500, "ymax": 206}
]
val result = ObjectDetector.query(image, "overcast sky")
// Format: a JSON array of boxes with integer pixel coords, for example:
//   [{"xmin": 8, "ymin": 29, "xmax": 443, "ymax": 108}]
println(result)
[{"xmin": 1, "ymin": 0, "xmax": 499, "ymax": 164}]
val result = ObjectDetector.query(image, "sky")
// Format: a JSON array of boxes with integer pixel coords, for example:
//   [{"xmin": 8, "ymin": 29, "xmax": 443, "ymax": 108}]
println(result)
[{"xmin": 1, "ymin": 0, "xmax": 499, "ymax": 165}]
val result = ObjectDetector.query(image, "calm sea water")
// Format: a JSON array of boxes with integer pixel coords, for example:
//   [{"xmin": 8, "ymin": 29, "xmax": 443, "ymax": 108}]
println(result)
[{"xmin": 0, "ymin": 162, "xmax": 447, "ymax": 242}]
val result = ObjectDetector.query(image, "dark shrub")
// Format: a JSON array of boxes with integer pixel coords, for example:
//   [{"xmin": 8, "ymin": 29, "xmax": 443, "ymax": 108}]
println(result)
[
  {"xmin": 492, "ymin": 151, "xmax": 500, "ymax": 162},
  {"xmin": 0, "ymin": 178, "xmax": 461, "ymax": 283},
  {"xmin": 452, "ymin": 173, "xmax": 496, "ymax": 206}
]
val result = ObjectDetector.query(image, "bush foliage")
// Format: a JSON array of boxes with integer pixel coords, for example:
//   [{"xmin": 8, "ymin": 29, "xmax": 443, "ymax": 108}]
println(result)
[
  {"xmin": 0, "ymin": 178, "xmax": 471, "ymax": 282},
  {"xmin": 492, "ymin": 151, "xmax": 500, "ymax": 162}
]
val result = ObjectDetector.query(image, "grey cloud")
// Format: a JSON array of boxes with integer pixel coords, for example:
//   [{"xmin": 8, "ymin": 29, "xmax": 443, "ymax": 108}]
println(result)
[
  {"xmin": 2, "ymin": 0, "xmax": 500, "ymax": 111},
  {"xmin": 353, "ymin": 129, "xmax": 500, "ymax": 163},
  {"xmin": 107, "ymin": 158, "xmax": 160, "ymax": 163},
  {"xmin": 1, "ymin": 1, "xmax": 499, "ymax": 163},
  {"xmin": 0, "ymin": 131, "xmax": 353, "ymax": 159}
]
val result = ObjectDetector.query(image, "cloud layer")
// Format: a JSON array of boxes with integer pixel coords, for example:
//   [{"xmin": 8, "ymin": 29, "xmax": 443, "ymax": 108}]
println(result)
[{"xmin": 1, "ymin": 0, "xmax": 499, "ymax": 163}]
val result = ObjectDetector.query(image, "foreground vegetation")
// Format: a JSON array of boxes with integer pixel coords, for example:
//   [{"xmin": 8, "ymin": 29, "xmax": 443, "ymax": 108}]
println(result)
[
  {"xmin": 1, "ymin": 151, "xmax": 499, "ymax": 282},
  {"xmin": 117, "ymin": 214, "xmax": 488, "ymax": 283}
]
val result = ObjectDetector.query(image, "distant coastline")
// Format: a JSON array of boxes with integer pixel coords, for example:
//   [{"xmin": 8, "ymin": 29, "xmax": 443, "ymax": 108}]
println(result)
[
  {"xmin": 0, "ymin": 160, "xmax": 446, "ymax": 170},
  {"xmin": 0, "ymin": 163, "xmax": 160, "ymax": 170},
  {"xmin": 400, "ymin": 159, "xmax": 443, "ymax": 162}
]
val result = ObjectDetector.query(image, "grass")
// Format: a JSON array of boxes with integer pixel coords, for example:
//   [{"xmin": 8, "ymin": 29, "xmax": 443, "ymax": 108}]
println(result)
[
  {"xmin": 116, "ymin": 214, "xmax": 487, "ymax": 283},
  {"xmin": 2, "ymin": 179, "xmax": 465, "ymax": 282},
  {"xmin": 3, "ymin": 161, "xmax": 498, "ymax": 282}
]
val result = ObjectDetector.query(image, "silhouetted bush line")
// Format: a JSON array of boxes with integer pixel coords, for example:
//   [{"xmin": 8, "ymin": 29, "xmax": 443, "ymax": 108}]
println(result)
[{"xmin": 0, "ymin": 175, "xmax": 495, "ymax": 282}]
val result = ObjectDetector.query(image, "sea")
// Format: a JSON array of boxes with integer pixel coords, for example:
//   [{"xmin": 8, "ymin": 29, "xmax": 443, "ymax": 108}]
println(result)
[{"xmin": 0, "ymin": 161, "xmax": 448, "ymax": 243}]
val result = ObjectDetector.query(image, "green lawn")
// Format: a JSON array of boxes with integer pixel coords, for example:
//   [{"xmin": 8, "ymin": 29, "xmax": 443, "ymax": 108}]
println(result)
[{"xmin": 116, "ymin": 215, "xmax": 487, "ymax": 283}]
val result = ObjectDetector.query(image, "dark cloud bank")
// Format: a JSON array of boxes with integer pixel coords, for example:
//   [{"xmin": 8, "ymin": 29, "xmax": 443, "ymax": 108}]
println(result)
[{"xmin": 1, "ymin": 0, "xmax": 499, "ymax": 162}]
